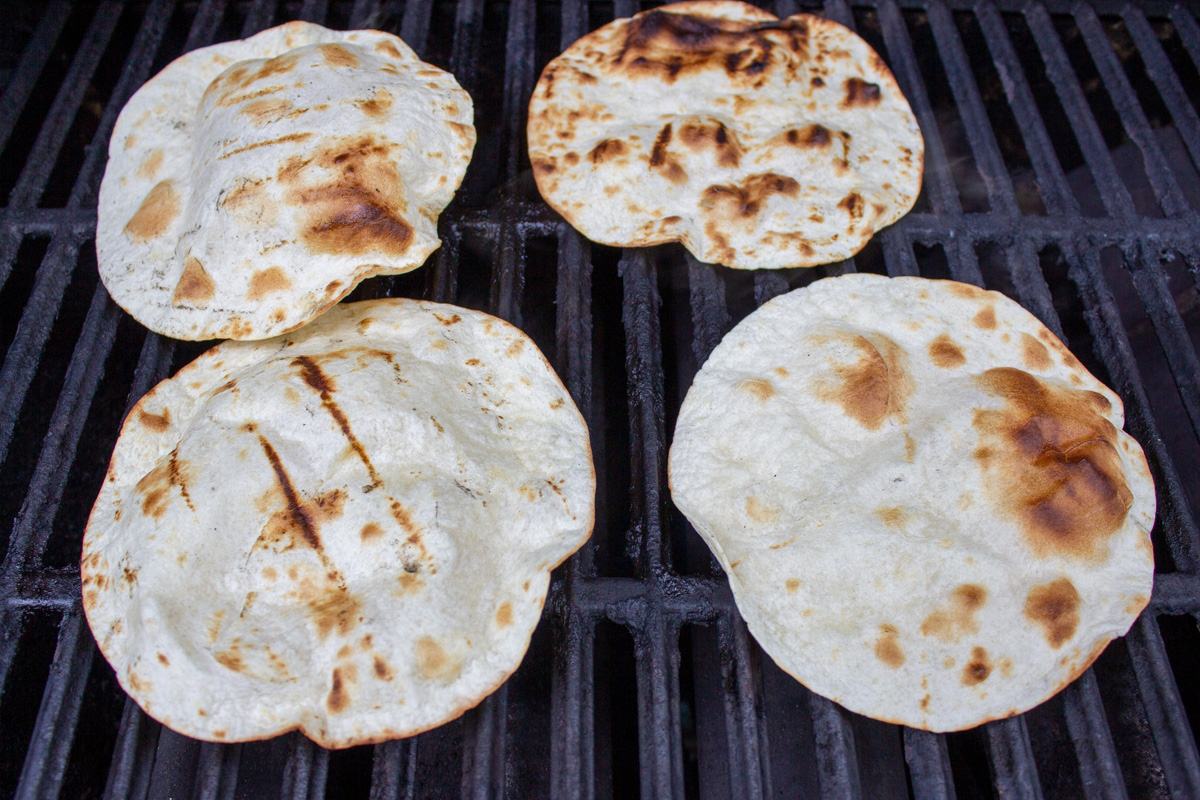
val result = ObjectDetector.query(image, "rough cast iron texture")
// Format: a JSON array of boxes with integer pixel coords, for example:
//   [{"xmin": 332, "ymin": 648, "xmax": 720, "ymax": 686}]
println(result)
[{"xmin": 0, "ymin": 0, "xmax": 1199, "ymax": 797}]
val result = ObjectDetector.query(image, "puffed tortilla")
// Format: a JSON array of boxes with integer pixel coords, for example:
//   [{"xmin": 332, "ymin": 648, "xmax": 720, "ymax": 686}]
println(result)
[
  {"xmin": 97, "ymin": 22, "xmax": 475, "ymax": 340},
  {"xmin": 82, "ymin": 299, "xmax": 595, "ymax": 747},
  {"xmin": 527, "ymin": 1, "xmax": 923, "ymax": 269},
  {"xmin": 668, "ymin": 274, "xmax": 1155, "ymax": 731}
]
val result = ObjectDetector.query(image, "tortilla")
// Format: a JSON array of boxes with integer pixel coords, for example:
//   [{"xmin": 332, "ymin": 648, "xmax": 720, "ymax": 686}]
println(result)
[
  {"xmin": 81, "ymin": 299, "xmax": 595, "ymax": 747},
  {"xmin": 527, "ymin": 1, "xmax": 923, "ymax": 269},
  {"xmin": 97, "ymin": 22, "xmax": 475, "ymax": 341},
  {"xmin": 668, "ymin": 274, "xmax": 1155, "ymax": 731}
]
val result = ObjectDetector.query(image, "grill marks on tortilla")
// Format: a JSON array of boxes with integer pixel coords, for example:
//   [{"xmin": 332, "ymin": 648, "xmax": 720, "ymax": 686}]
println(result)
[
  {"xmin": 247, "ymin": 266, "xmax": 293, "ymax": 301},
  {"xmin": 649, "ymin": 123, "xmax": 687, "ymax": 183},
  {"xmin": 920, "ymin": 584, "xmax": 986, "ymax": 643},
  {"xmin": 1023, "ymin": 577, "xmax": 1081, "ymax": 648},
  {"xmin": 678, "ymin": 119, "xmax": 741, "ymax": 167},
  {"xmin": 292, "ymin": 356, "xmax": 382, "ymax": 489},
  {"xmin": 973, "ymin": 368, "xmax": 1133, "ymax": 562},
  {"xmin": 814, "ymin": 332, "xmax": 912, "ymax": 429},
  {"xmin": 253, "ymin": 435, "xmax": 323, "ymax": 552},
  {"xmin": 136, "ymin": 448, "xmax": 194, "ymax": 519},
  {"xmin": 704, "ymin": 173, "xmax": 800, "ymax": 222},
  {"xmin": 280, "ymin": 134, "xmax": 414, "ymax": 258},
  {"xmin": 613, "ymin": 9, "xmax": 810, "ymax": 82},
  {"xmin": 125, "ymin": 181, "xmax": 179, "ymax": 241}
]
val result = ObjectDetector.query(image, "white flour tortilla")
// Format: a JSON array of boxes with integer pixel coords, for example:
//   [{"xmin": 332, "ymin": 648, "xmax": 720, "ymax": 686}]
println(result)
[
  {"xmin": 82, "ymin": 299, "xmax": 595, "ymax": 747},
  {"xmin": 97, "ymin": 22, "xmax": 475, "ymax": 340},
  {"xmin": 527, "ymin": 1, "xmax": 923, "ymax": 269},
  {"xmin": 668, "ymin": 274, "xmax": 1155, "ymax": 731}
]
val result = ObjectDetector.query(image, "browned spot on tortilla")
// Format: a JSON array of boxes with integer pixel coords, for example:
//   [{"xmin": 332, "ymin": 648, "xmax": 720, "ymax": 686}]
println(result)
[
  {"xmin": 785, "ymin": 579, "xmax": 800, "ymax": 593},
  {"xmin": 813, "ymin": 332, "xmax": 912, "ymax": 429},
  {"xmin": 738, "ymin": 378, "xmax": 775, "ymax": 400},
  {"xmin": 921, "ymin": 584, "xmax": 987, "ymax": 642},
  {"xmin": 373, "ymin": 655, "xmax": 394, "ymax": 681},
  {"xmin": 590, "ymin": 138, "xmax": 628, "ymax": 163},
  {"xmin": 905, "ymin": 432, "xmax": 916, "ymax": 462},
  {"xmin": 875, "ymin": 624, "xmax": 904, "ymax": 668},
  {"xmin": 613, "ymin": 9, "xmax": 809, "ymax": 83},
  {"xmin": 1021, "ymin": 333, "xmax": 1053, "ymax": 371},
  {"xmin": 745, "ymin": 496, "xmax": 778, "ymax": 523},
  {"xmin": 375, "ymin": 40, "xmax": 402, "ymax": 58},
  {"xmin": 974, "ymin": 305, "xmax": 997, "ymax": 329},
  {"xmin": 136, "ymin": 149, "xmax": 163, "ymax": 179},
  {"xmin": 948, "ymin": 281, "xmax": 987, "ymax": 299},
  {"xmin": 920, "ymin": 694, "xmax": 931, "ymax": 711},
  {"xmin": 280, "ymin": 134, "xmax": 413, "ymax": 258},
  {"xmin": 875, "ymin": 507, "xmax": 908, "ymax": 528},
  {"xmin": 241, "ymin": 97, "xmax": 293, "ymax": 125},
  {"xmin": 1125, "ymin": 594, "xmax": 1149, "ymax": 616},
  {"xmin": 320, "ymin": 43, "xmax": 360, "ymax": 68},
  {"xmin": 1023, "ymin": 577, "xmax": 1081, "ymax": 648},
  {"xmin": 839, "ymin": 192, "xmax": 863, "ymax": 222},
  {"xmin": 433, "ymin": 312, "xmax": 461, "ymax": 326},
  {"xmin": 928, "ymin": 333, "xmax": 966, "ymax": 368},
  {"xmin": 246, "ymin": 266, "xmax": 292, "ymax": 301},
  {"xmin": 844, "ymin": 77, "xmax": 882, "ymax": 106},
  {"xmin": 124, "ymin": 181, "xmax": 178, "ymax": 241},
  {"xmin": 171, "ymin": 257, "xmax": 215, "ymax": 307},
  {"xmin": 416, "ymin": 636, "xmax": 460, "ymax": 681},
  {"xmin": 787, "ymin": 124, "xmax": 830, "ymax": 148},
  {"xmin": 138, "ymin": 408, "xmax": 170, "ymax": 432},
  {"xmin": 355, "ymin": 88, "xmax": 393, "ymax": 117},
  {"xmin": 215, "ymin": 648, "xmax": 244, "ymax": 672},
  {"xmin": 973, "ymin": 368, "xmax": 1133, "ymax": 562},
  {"xmin": 327, "ymin": 667, "xmax": 350, "ymax": 712},
  {"xmin": 703, "ymin": 173, "xmax": 800, "ymax": 221},
  {"xmin": 679, "ymin": 119, "xmax": 741, "ymax": 167},
  {"xmin": 962, "ymin": 647, "xmax": 992, "ymax": 686},
  {"xmin": 495, "ymin": 602, "xmax": 513, "ymax": 628},
  {"xmin": 291, "ymin": 356, "xmax": 382, "ymax": 488},
  {"xmin": 359, "ymin": 522, "xmax": 384, "ymax": 543},
  {"xmin": 220, "ymin": 132, "xmax": 313, "ymax": 159},
  {"xmin": 310, "ymin": 584, "xmax": 362, "ymax": 640}
]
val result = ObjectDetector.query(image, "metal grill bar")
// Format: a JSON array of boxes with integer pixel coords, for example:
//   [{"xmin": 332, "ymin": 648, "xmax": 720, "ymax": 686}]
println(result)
[
  {"xmin": 1060, "ymin": 671, "xmax": 1129, "ymax": 800},
  {"xmin": 1122, "ymin": 6, "xmax": 1200, "ymax": 188},
  {"xmin": 1075, "ymin": 5, "xmax": 1191, "ymax": 219},
  {"xmin": 0, "ymin": 0, "xmax": 73, "ymax": 160},
  {"xmin": 877, "ymin": 0, "xmax": 962, "ymax": 215}
]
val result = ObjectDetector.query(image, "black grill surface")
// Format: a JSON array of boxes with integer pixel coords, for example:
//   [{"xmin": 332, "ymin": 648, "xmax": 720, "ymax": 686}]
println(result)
[{"xmin": 2, "ymin": 0, "xmax": 1200, "ymax": 797}]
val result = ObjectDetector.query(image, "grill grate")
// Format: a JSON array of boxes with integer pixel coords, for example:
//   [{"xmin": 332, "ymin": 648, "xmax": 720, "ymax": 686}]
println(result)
[{"xmin": 2, "ymin": 0, "xmax": 1200, "ymax": 797}]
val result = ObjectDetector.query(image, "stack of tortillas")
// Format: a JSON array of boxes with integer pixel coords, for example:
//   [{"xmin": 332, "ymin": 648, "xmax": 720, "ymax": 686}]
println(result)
[
  {"xmin": 82, "ymin": 299, "xmax": 595, "ymax": 747},
  {"xmin": 668, "ymin": 274, "xmax": 1155, "ymax": 731},
  {"xmin": 97, "ymin": 22, "xmax": 475, "ymax": 341},
  {"xmin": 527, "ymin": 0, "xmax": 923, "ymax": 269}
]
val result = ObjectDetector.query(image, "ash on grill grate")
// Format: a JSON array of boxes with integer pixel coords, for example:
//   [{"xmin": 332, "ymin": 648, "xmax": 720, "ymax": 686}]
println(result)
[{"xmin": 1, "ymin": 0, "xmax": 1199, "ymax": 798}]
